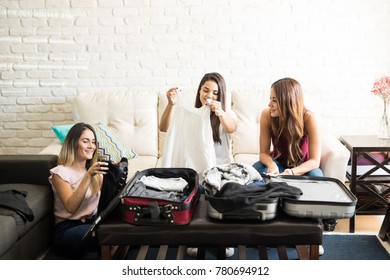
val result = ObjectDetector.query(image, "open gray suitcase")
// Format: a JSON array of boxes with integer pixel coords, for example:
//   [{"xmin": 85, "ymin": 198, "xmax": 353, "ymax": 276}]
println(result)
[
  {"xmin": 275, "ymin": 175, "xmax": 357, "ymax": 219},
  {"xmin": 206, "ymin": 175, "xmax": 357, "ymax": 221}
]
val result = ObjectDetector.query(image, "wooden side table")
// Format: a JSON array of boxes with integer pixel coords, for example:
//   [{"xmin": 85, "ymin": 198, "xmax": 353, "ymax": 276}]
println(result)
[{"xmin": 339, "ymin": 135, "xmax": 390, "ymax": 233}]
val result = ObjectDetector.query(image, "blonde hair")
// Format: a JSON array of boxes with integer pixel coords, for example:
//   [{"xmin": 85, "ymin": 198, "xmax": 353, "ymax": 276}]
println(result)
[
  {"xmin": 58, "ymin": 123, "xmax": 100, "ymax": 195},
  {"xmin": 270, "ymin": 78, "xmax": 305, "ymax": 167}
]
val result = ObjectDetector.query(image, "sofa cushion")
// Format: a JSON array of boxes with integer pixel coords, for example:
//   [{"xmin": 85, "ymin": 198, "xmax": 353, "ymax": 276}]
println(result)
[
  {"xmin": 233, "ymin": 153, "xmax": 259, "ymax": 166},
  {"xmin": 0, "ymin": 183, "xmax": 53, "ymax": 258},
  {"xmin": 127, "ymin": 156, "xmax": 159, "ymax": 179},
  {"xmin": 0, "ymin": 184, "xmax": 53, "ymax": 238},
  {"xmin": 231, "ymin": 90, "xmax": 267, "ymax": 156},
  {"xmin": 0, "ymin": 215, "xmax": 18, "ymax": 257},
  {"xmin": 74, "ymin": 92, "xmax": 158, "ymax": 157},
  {"xmin": 0, "ymin": 190, "xmax": 34, "ymax": 222}
]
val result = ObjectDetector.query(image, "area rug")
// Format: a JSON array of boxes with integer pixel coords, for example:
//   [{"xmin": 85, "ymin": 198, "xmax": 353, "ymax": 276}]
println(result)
[
  {"xmin": 319, "ymin": 234, "xmax": 390, "ymax": 260},
  {"xmin": 124, "ymin": 234, "xmax": 390, "ymax": 260},
  {"xmin": 42, "ymin": 234, "xmax": 390, "ymax": 260}
]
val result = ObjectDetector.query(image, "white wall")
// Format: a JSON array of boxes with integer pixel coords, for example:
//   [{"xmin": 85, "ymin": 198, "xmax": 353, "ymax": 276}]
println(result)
[{"xmin": 1, "ymin": 0, "xmax": 390, "ymax": 154}]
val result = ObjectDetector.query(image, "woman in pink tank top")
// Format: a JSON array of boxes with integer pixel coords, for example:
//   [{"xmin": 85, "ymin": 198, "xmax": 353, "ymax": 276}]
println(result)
[
  {"xmin": 252, "ymin": 78, "xmax": 336, "ymax": 237},
  {"xmin": 49, "ymin": 123, "xmax": 109, "ymax": 258},
  {"xmin": 252, "ymin": 77, "xmax": 323, "ymax": 177}
]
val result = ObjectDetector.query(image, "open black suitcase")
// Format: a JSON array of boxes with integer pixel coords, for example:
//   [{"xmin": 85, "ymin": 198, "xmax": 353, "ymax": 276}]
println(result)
[
  {"xmin": 205, "ymin": 182, "xmax": 281, "ymax": 221},
  {"xmin": 120, "ymin": 167, "xmax": 200, "ymax": 225},
  {"xmin": 205, "ymin": 175, "xmax": 357, "ymax": 221}
]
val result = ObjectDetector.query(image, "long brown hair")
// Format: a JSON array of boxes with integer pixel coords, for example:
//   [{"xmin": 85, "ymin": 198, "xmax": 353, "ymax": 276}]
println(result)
[
  {"xmin": 270, "ymin": 78, "xmax": 306, "ymax": 167},
  {"xmin": 58, "ymin": 123, "xmax": 100, "ymax": 195},
  {"xmin": 194, "ymin": 72, "xmax": 227, "ymax": 144}
]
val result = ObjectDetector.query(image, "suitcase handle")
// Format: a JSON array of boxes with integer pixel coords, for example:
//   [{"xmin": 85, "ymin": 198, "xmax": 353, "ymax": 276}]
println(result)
[
  {"xmin": 132, "ymin": 202, "xmax": 175, "ymax": 224},
  {"xmin": 223, "ymin": 213, "xmax": 265, "ymax": 221}
]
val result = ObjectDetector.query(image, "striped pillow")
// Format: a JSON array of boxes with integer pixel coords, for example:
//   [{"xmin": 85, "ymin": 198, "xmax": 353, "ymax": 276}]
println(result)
[{"xmin": 93, "ymin": 124, "xmax": 137, "ymax": 162}]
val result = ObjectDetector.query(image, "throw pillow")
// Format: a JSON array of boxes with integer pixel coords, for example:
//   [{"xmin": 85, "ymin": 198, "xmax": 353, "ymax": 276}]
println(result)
[
  {"xmin": 52, "ymin": 124, "xmax": 74, "ymax": 143},
  {"xmin": 92, "ymin": 124, "xmax": 137, "ymax": 162},
  {"xmin": 51, "ymin": 123, "xmax": 137, "ymax": 162}
]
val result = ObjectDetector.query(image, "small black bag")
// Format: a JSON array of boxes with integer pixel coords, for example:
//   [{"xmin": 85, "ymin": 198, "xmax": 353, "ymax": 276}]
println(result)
[{"xmin": 97, "ymin": 157, "xmax": 128, "ymax": 214}]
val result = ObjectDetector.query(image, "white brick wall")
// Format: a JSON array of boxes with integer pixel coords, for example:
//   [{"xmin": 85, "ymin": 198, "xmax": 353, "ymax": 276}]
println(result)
[{"xmin": 1, "ymin": 0, "xmax": 390, "ymax": 154}]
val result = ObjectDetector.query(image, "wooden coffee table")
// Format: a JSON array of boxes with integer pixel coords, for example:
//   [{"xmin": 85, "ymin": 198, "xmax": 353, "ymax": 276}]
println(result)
[{"xmin": 96, "ymin": 195, "xmax": 323, "ymax": 260}]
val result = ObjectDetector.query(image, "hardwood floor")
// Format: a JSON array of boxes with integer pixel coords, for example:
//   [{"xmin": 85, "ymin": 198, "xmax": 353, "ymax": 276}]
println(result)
[{"xmin": 333, "ymin": 215, "xmax": 384, "ymax": 234}]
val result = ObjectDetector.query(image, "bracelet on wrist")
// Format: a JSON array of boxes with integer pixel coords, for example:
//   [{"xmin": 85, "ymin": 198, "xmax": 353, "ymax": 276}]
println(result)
[{"xmin": 286, "ymin": 168, "xmax": 294, "ymax": 175}]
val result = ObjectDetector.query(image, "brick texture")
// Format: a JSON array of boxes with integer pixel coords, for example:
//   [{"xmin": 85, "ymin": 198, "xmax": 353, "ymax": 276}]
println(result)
[{"xmin": 1, "ymin": 0, "xmax": 390, "ymax": 154}]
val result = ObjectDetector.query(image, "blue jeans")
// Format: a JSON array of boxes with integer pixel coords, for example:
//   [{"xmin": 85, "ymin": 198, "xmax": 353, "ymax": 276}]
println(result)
[
  {"xmin": 53, "ymin": 217, "xmax": 98, "ymax": 258},
  {"xmin": 252, "ymin": 160, "xmax": 323, "ymax": 177}
]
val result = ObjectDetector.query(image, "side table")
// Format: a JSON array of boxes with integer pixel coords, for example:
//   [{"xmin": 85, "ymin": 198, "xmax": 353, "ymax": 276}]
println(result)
[
  {"xmin": 378, "ymin": 206, "xmax": 390, "ymax": 244},
  {"xmin": 339, "ymin": 135, "xmax": 390, "ymax": 233}
]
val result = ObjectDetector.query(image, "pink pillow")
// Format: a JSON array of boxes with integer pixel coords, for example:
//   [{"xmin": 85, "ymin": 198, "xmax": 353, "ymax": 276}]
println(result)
[{"xmin": 356, "ymin": 153, "xmax": 386, "ymax": 165}]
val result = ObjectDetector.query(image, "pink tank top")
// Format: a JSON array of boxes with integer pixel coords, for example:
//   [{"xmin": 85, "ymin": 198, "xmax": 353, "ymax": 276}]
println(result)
[
  {"xmin": 271, "ymin": 134, "xmax": 309, "ymax": 167},
  {"xmin": 49, "ymin": 165, "xmax": 100, "ymax": 223}
]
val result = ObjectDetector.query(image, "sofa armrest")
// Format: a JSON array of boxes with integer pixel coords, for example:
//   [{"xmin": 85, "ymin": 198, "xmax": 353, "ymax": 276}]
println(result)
[
  {"xmin": 320, "ymin": 134, "xmax": 350, "ymax": 183},
  {"xmin": 0, "ymin": 154, "xmax": 58, "ymax": 186}
]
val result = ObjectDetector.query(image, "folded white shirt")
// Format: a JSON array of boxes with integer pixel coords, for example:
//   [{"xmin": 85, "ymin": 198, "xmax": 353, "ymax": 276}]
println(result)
[{"xmin": 139, "ymin": 175, "xmax": 188, "ymax": 192}]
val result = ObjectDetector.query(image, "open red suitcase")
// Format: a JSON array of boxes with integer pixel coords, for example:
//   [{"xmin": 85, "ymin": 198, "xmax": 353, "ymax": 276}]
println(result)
[{"xmin": 120, "ymin": 168, "xmax": 200, "ymax": 225}]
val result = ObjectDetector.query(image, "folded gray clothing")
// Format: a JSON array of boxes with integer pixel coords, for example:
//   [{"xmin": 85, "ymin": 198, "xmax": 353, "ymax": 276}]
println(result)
[
  {"xmin": 139, "ymin": 175, "xmax": 188, "ymax": 192},
  {"xmin": 129, "ymin": 181, "xmax": 182, "ymax": 202},
  {"xmin": 203, "ymin": 163, "xmax": 263, "ymax": 195}
]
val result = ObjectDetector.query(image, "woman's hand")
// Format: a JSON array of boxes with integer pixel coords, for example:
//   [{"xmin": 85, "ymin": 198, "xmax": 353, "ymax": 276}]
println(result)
[
  {"xmin": 166, "ymin": 87, "xmax": 178, "ymax": 106},
  {"xmin": 207, "ymin": 99, "xmax": 223, "ymax": 116},
  {"xmin": 87, "ymin": 161, "xmax": 109, "ymax": 177},
  {"xmin": 265, "ymin": 162, "xmax": 279, "ymax": 176},
  {"xmin": 280, "ymin": 168, "xmax": 294, "ymax": 176}
]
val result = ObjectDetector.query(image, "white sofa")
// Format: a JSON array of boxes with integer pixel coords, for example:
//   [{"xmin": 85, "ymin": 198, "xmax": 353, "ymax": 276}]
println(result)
[{"xmin": 40, "ymin": 90, "xmax": 350, "ymax": 183}]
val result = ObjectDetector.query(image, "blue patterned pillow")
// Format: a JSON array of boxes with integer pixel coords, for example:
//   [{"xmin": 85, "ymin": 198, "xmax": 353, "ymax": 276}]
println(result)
[{"xmin": 92, "ymin": 124, "xmax": 137, "ymax": 162}]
